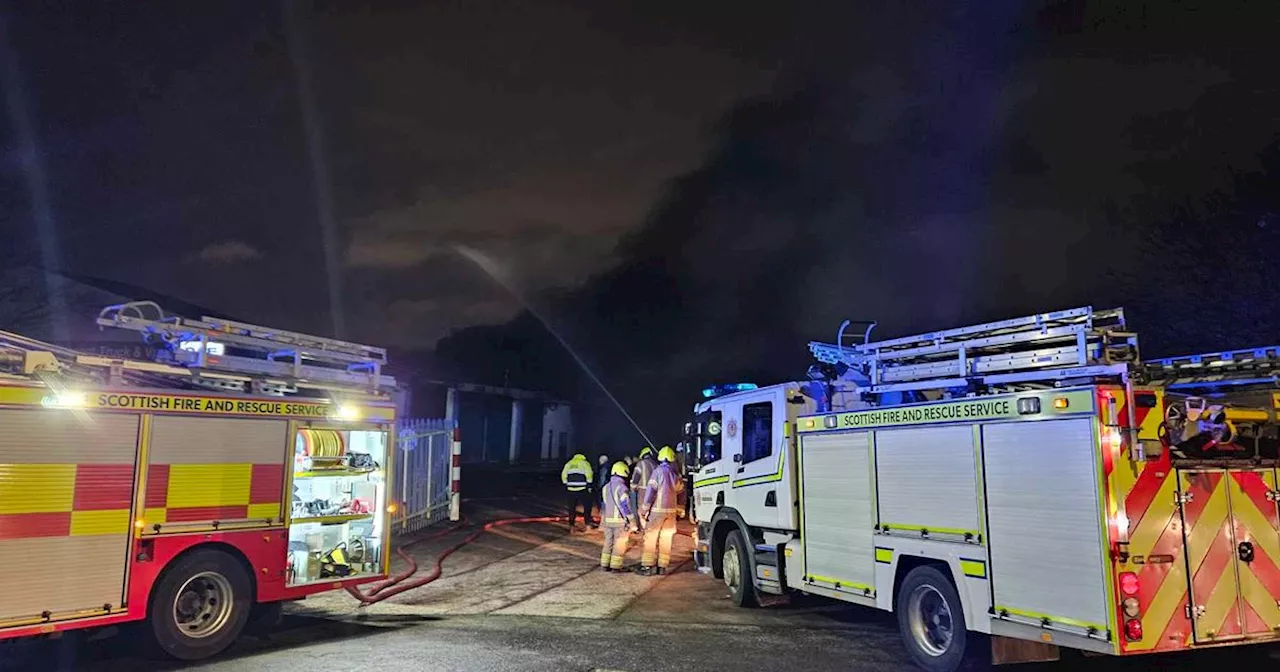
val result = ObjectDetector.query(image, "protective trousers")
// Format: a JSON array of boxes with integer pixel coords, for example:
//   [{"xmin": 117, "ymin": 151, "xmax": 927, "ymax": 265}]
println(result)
[
  {"xmin": 567, "ymin": 490, "xmax": 593, "ymax": 527},
  {"xmin": 600, "ymin": 525, "xmax": 629, "ymax": 570},
  {"xmin": 641, "ymin": 513, "xmax": 677, "ymax": 568},
  {"xmin": 630, "ymin": 491, "xmax": 643, "ymax": 531}
]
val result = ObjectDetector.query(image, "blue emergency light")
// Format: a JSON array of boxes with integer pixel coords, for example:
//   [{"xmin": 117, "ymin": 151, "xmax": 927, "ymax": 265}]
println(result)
[{"xmin": 701, "ymin": 382, "xmax": 759, "ymax": 399}]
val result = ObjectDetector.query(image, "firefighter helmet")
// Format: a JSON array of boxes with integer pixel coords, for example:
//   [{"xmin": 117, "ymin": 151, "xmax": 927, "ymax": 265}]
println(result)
[
  {"xmin": 658, "ymin": 446, "xmax": 676, "ymax": 463},
  {"xmin": 611, "ymin": 461, "xmax": 630, "ymax": 478},
  {"xmin": 639, "ymin": 446, "xmax": 653, "ymax": 459}
]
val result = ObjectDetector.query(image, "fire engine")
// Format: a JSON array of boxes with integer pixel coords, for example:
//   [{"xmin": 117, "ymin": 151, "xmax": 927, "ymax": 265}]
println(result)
[
  {"xmin": 685, "ymin": 307, "xmax": 1280, "ymax": 671},
  {"xmin": 0, "ymin": 301, "xmax": 398, "ymax": 660}
]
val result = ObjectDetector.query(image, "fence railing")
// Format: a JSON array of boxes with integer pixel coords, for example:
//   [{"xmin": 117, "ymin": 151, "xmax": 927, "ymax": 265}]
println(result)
[{"xmin": 392, "ymin": 417, "xmax": 458, "ymax": 536}]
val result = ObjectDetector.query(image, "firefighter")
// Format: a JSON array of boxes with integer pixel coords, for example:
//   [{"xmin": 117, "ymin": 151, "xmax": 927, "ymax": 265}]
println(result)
[
  {"xmin": 593, "ymin": 453, "xmax": 610, "ymax": 529},
  {"xmin": 637, "ymin": 446, "xmax": 683, "ymax": 575},
  {"xmin": 560, "ymin": 452, "xmax": 595, "ymax": 530},
  {"xmin": 630, "ymin": 446, "xmax": 657, "ymax": 533},
  {"xmin": 599, "ymin": 461, "xmax": 635, "ymax": 571}
]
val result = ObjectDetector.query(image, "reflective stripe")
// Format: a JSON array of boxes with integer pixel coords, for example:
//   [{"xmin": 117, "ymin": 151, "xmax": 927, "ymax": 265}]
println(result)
[
  {"xmin": 874, "ymin": 547, "xmax": 893, "ymax": 564},
  {"xmin": 694, "ymin": 475, "xmax": 729, "ymax": 488},
  {"xmin": 807, "ymin": 573, "xmax": 874, "ymax": 595},
  {"xmin": 0, "ymin": 464, "xmax": 76, "ymax": 514},
  {"xmin": 959, "ymin": 558, "xmax": 986, "ymax": 579},
  {"xmin": 70, "ymin": 509, "xmax": 130, "ymax": 536},
  {"xmin": 168, "ymin": 464, "xmax": 252, "ymax": 508},
  {"xmin": 994, "ymin": 605, "xmax": 1105, "ymax": 632},
  {"xmin": 732, "ymin": 447, "xmax": 785, "ymax": 488}
]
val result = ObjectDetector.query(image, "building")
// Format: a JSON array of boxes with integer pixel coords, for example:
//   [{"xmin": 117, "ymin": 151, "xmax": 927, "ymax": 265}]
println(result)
[{"xmin": 444, "ymin": 383, "xmax": 572, "ymax": 464}]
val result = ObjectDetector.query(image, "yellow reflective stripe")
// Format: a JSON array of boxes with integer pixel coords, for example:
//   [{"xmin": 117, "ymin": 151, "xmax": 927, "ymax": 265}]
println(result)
[
  {"xmin": 732, "ymin": 448, "xmax": 786, "ymax": 488},
  {"xmin": 807, "ymin": 574, "xmax": 874, "ymax": 594},
  {"xmin": 959, "ymin": 558, "xmax": 986, "ymax": 579},
  {"xmin": 247, "ymin": 502, "xmax": 280, "ymax": 520},
  {"xmin": 70, "ymin": 509, "xmax": 131, "ymax": 536},
  {"xmin": 167, "ymin": 464, "xmax": 252, "ymax": 508},
  {"xmin": 881, "ymin": 523, "xmax": 980, "ymax": 538},
  {"xmin": 995, "ymin": 605, "xmax": 1106, "ymax": 632},
  {"xmin": 874, "ymin": 547, "xmax": 893, "ymax": 564},
  {"xmin": 0, "ymin": 464, "xmax": 76, "ymax": 514},
  {"xmin": 694, "ymin": 475, "xmax": 729, "ymax": 488}
]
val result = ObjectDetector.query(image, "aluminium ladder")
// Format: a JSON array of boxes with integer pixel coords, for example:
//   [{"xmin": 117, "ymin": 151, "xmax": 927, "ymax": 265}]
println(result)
[
  {"xmin": 94, "ymin": 301, "xmax": 396, "ymax": 396},
  {"xmin": 1140, "ymin": 346, "xmax": 1280, "ymax": 391},
  {"xmin": 809, "ymin": 306, "xmax": 1140, "ymax": 394}
]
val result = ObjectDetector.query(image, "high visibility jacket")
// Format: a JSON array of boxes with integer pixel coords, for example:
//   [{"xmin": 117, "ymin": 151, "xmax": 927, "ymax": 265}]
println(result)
[
  {"xmin": 601, "ymin": 475, "xmax": 633, "ymax": 527},
  {"xmin": 630, "ymin": 456, "xmax": 657, "ymax": 492},
  {"xmin": 643, "ymin": 462, "xmax": 682, "ymax": 515},
  {"xmin": 561, "ymin": 454, "xmax": 594, "ymax": 492}
]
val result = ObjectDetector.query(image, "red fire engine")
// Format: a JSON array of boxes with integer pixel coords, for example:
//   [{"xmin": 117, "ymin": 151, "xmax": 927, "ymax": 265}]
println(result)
[{"xmin": 0, "ymin": 302, "xmax": 398, "ymax": 660}]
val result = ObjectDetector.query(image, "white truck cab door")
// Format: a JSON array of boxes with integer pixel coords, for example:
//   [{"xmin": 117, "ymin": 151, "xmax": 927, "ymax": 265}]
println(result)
[
  {"xmin": 724, "ymin": 390, "xmax": 787, "ymax": 529},
  {"xmin": 688, "ymin": 408, "xmax": 729, "ymax": 523}
]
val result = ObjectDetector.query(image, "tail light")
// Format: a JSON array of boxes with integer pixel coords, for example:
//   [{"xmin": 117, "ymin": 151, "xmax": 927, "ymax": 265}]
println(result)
[
  {"xmin": 1119, "ymin": 572, "xmax": 1143, "ymax": 641},
  {"xmin": 1119, "ymin": 572, "xmax": 1140, "ymax": 596}
]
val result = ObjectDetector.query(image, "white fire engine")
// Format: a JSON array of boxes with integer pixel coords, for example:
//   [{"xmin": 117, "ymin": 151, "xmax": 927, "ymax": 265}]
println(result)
[{"xmin": 686, "ymin": 307, "xmax": 1280, "ymax": 671}]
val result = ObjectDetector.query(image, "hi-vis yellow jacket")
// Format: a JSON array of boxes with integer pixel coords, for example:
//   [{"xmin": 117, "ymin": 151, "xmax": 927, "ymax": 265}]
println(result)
[{"xmin": 561, "ymin": 453, "xmax": 594, "ymax": 492}]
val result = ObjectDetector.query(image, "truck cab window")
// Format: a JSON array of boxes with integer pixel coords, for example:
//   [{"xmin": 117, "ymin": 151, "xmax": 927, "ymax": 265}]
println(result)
[
  {"xmin": 690, "ymin": 411, "xmax": 722, "ymax": 465},
  {"xmin": 742, "ymin": 402, "xmax": 772, "ymax": 463}
]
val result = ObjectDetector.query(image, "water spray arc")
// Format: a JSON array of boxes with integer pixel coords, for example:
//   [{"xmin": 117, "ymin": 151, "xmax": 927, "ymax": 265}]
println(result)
[{"xmin": 453, "ymin": 245, "xmax": 656, "ymax": 449}]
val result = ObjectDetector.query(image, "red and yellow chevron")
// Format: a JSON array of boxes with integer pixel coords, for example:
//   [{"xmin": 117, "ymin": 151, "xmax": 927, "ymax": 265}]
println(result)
[
  {"xmin": 143, "ymin": 463, "xmax": 283, "ymax": 526},
  {"xmin": 1105, "ymin": 387, "xmax": 1280, "ymax": 654},
  {"xmin": 0, "ymin": 464, "xmax": 134, "ymax": 539}
]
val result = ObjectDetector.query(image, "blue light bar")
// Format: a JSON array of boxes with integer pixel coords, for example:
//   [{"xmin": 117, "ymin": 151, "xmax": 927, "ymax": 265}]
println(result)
[{"xmin": 701, "ymin": 383, "xmax": 759, "ymax": 399}]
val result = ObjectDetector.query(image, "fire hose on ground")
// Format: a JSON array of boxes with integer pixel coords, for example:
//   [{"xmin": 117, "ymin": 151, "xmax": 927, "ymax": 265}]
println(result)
[
  {"xmin": 344, "ymin": 516, "xmax": 568, "ymax": 605},
  {"xmin": 344, "ymin": 513, "xmax": 696, "ymax": 606}
]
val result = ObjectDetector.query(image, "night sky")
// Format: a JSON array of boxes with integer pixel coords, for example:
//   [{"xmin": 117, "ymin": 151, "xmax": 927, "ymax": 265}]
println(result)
[{"xmin": 4, "ymin": 2, "xmax": 1280, "ymax": 445}]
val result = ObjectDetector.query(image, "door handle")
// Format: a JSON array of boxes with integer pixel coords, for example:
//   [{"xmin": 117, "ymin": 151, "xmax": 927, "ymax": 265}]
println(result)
[{"xmin": 1239, "ymin": 540, "xmax": 1255, "ymax": 563}]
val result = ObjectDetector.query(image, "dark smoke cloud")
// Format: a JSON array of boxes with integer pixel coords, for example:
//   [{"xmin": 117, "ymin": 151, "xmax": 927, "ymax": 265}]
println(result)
[{"xmin": 435, "ymin": 2, "xmax": 1280, "ymax": 449}]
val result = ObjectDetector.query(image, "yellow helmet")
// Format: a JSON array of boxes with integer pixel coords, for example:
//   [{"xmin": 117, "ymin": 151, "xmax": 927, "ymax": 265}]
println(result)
[
  {"xmin": 611, "ymin": 461, "xmax": 630, "ymax": 478},
  {"xmin": 658, "ymin": 446, "xmax": 676, "ymax": 463},
  {"xmin": 639, "ymin": 446, "xmax": 653, "ymax": 459}
]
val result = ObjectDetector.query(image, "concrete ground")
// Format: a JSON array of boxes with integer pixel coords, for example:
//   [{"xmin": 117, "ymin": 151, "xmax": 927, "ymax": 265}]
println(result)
[{"xmin": 6, "ymin": 495, "xmax": 1279, "ymax": 671}]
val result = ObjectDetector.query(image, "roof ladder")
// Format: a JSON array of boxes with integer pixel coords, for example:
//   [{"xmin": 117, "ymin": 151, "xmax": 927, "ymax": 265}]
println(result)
[
  {"xmin": 95, "ymin": 301, "xmax": 397, "ymax": 396},
  {"xmin": 1141, "ymin": 346, "xmax": 1280, "ymax": 390},
  {"xmin": 809, "ymin": 306, "xmax": 1140, "ymax": 394}
]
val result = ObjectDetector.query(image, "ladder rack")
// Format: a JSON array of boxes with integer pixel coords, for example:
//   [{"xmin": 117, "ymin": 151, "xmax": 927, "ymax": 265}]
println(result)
[
  {"xmin": 809, "ymin": 307, "xmax": 1140, "ymax": 394},
  {"xmin": 92, "ymin": 301, "xmax": 396, "ymax": 396},
  {"xmin": 1141, "ymin": 346, "xmax": 1280, "ymax": 390}
]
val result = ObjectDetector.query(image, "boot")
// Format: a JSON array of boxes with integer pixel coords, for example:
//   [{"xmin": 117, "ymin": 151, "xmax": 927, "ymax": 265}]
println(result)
[
  {"xmin": 655, "ymin": 567, "xmax": 666, "ymax": 575},
  {"xmin": 636, "ymin": 565, "xmax": 655, "ymax": 576}
]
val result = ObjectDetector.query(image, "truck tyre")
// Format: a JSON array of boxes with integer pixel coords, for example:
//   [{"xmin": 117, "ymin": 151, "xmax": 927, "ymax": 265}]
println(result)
[
  {"xmin": 723, "ymin": 530, "xmax": 758, "ymax": 608},
  {"xmin": 897, "ymin": 565, "xmax": 968, "ymax": 672},
  {"xmin": 148, "ymin": 549, "xmax": 252, "ymax": 661}
]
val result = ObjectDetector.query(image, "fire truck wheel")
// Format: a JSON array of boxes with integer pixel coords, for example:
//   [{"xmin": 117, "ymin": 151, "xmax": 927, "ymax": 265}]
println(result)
[
  {"xmin": 723, "ymin": 530, "xmax": 758, "ymax": 608},
  {"xmin": 149, "ymin": 549, "xmax": 252, "ymax": 661},
  {"xmin": 897, "ymin": 565, "xmax": 968, "ymax": 672}
]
